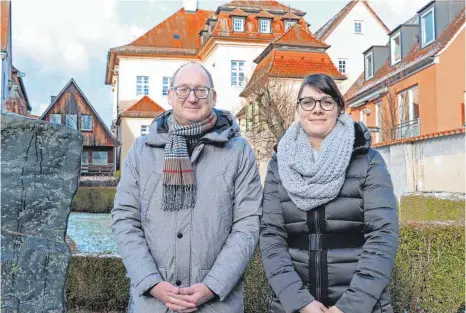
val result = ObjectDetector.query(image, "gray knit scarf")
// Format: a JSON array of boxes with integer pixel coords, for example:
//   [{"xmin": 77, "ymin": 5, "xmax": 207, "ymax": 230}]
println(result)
[
  {"xmin": 277, "ymin": 113, "xmax": 355, "ymax": 211},
  {"xmin": 161, "ymin": 112, "xmax": 217, "ymax": 211}
]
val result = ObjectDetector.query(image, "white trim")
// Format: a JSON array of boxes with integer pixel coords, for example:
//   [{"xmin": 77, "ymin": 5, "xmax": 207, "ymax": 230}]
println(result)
[
  {"xmin": 354, "ymin": 20, "xmax": 364, "ymax": 34},
  {"xmin": 364, "ymin": 51, "xmax": 374, "ymax": 80},
  {"xmin": 233, "ymin": 17, "xmax": 245, "ymax": 32},
  {"xmin": 338, "ymin": 58, "xmax": 347, "ymax": 74},
  {"xmin": 259, "ymin": 19, "xmax": 271, "ymax": 34},
  {"xmin": 421, "ymin": 7, "xmax": 436, "ymax": 47},
  {"xmin": 349, "ymin": 87, "xmax": 388, "ymax": 108},
  {"xmin": 390, "ymin": 30, "xmax": 402, "ymax": 65},
  {"xmin": 435, "ymin": 23, "xmax": 466, "ymax": 56}
]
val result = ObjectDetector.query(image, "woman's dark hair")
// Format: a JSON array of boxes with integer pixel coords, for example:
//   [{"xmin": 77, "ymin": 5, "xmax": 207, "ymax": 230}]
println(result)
[{"xmin": 297, "ymin": 74, "xmax": 345, "ymax": 111}]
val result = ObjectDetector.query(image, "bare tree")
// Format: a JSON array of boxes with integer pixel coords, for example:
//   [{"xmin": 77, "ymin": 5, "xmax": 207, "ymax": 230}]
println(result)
[{"xmin": 241, "ymin": 76, "xmax": 297, "ymax": 161}]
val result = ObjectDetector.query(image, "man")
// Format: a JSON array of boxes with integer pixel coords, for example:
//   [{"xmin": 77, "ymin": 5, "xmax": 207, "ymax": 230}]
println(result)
[{"xmin": 112, "ymin": 62, "xmax": 262, "ymax": 313}]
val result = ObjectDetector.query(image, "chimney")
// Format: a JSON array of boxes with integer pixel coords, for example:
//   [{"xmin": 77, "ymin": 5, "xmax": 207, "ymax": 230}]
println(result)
[
  {"xmin": 183, "ymin": 0, "xmax": 197, "ymax": 12},
  {"xmin": 51, "ymin": 96, "xmax": 57, "ymax": 104}
]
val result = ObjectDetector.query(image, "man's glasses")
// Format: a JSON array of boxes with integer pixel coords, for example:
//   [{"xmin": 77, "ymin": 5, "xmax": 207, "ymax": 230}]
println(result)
[{"xmin": 171, "ymin": 86, "xmax": 213, "ymax": 99}]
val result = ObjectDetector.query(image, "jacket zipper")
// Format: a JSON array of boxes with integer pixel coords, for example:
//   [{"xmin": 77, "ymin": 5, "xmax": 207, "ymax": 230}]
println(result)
[{"xmin": 314, "ymin": 209, "xmax": 322, "ymax": 302}]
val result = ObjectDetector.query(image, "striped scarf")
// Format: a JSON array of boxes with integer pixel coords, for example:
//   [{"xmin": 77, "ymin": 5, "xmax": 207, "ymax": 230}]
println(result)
[{"xmin": 161, "ymin": 111, "xmax": 217, "ymax": 211}]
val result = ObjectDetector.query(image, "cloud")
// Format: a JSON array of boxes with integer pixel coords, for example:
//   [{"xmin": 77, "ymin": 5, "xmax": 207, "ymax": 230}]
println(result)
[{"xmin": 11, "ymin": 0, "xmax": 137, "ymax": 74}]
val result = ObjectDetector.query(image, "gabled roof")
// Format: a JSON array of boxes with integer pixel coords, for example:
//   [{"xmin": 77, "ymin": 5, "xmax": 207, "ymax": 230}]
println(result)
[
  {"xmin": 241, "ymin": 49, "xmax": 345, "ymax": 97},
  {"xmin": 12, "ymin": 66, "xmax": 31, "ymax": 111},
  {"xmin": 281, "ymin": 12, "xmax": 300, "ymax": 20},
  {"xmin": 217, "ymin": 0, "xmax": 305, "ymax": 16},
  {"xmin": 1, "ymin": 0, "xmax": 11, "ymax": 52},
  {"xmin": 256, "ymin": 10, "xmax": 275, "ymax": 19},
  {"xmin": 40, "ymin": 78, "xmax": 119, "ymax": 145},
  {"xmin": 314, "ymin": 0, "xmax": 389, "ymax": 41},
  {"xmin": 230, "ymin": 8, "xmax": 249, "ymax": 17},
  {"xmin": 345, "ymin": 9, "xmax": 465, "ymax": 102},
  {"xmin": 254, "ymin": 24, "xmax": 330, "ymax": 63},
  {"xmin": 120, "ymin": 96, "xmax": 165, "ymax": 118}
]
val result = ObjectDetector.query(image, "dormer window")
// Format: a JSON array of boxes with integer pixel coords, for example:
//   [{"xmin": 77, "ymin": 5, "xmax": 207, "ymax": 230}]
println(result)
[
  {"xmin": 259, "ymin": 19, "xmax": 271, "ymax": 33},
  {"xmin": 364, "ymin": 51, "xmax": 374, "ymax": 80},
  {"xmin": 390, "ymin": 31, "xmax": 401, "ymax": 65},
  {"xmin": 421, "ymin": 7, "xmax": 435, "ymax": 47},
  {"xmin": 233, "ymin": 17, "xmax": 245, "ymax": 32},
  {"xmin": 284, "ymin": 20, "xmax": 295, "ymax": 31}
]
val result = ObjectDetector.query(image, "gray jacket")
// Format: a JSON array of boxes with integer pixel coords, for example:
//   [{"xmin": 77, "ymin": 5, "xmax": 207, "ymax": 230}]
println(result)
[
  {"xmin": 260, "ymin": 123, "xmax": 399, "ymax": 313},
  {"xmin": 112, "ymin": 110, "xmax": 262, "ymax": 313}
]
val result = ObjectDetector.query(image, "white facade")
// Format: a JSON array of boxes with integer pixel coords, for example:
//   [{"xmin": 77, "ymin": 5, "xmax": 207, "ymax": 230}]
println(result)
[
  {"xmin": 111, "ymin": 42, "xmax": 268, "ymax": 119},
  {"xmin": 118, "ymin": 117, "xmax": 155, "ymax": 170},
  {"xmin": 323, "ymin": 2, "xmax": 389, "ymax": 93}
]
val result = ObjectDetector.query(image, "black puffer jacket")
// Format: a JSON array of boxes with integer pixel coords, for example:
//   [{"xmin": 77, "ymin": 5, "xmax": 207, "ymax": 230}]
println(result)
[{"xmin": 259, "ymin": 123, "xmax": 399, "ymax": 313}]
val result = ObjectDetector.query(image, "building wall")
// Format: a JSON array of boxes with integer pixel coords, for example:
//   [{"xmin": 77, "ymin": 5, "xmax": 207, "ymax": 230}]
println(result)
[
  {"xmin": 435, "ymin": 27, "xmax": 465, "ymax": 132},
  {"xmin": 1, "ymin": 16, "xmax": 12, "ymax": 109},
  {"xmin": 324, "ymin": 2, "xmax": 389, "ymax": 94},
  {"xmin": 375, "ymin": 133, "xmax": 465, "ymax": 199},
  {"xmin": 119, "ymin": 117, "xmax": 155, "ymax": 171}
]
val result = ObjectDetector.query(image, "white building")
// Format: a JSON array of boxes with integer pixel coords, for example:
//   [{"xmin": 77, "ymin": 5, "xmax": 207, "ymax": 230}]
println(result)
[{"xmin": 314, "ymin": 0, "xmax": 390, "ymax": 94}]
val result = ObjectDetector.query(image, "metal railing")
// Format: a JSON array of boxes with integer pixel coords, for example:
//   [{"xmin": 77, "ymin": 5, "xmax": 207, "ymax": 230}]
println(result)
[
  {"xmin": 81, "ymin": 163, "xmax": 114, "ymax": 176},
  {"xmin": 394, "ymin": 118, "xmax": 420, "ymax": 139}
]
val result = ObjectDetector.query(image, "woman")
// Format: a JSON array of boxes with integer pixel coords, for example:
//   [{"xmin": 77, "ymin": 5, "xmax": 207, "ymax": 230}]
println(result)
[{"xmin": 259, "ymin": 74, "xmax": 399, "ymax": 313}]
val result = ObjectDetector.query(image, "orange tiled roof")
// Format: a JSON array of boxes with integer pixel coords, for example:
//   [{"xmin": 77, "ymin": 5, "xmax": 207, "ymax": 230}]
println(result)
[
  {"xmin": 256, "ymin": 10, "xmax": 275, "ymax": 19},
  {"xmin": 112, "ymin": 8, "xmax": 213, "ymax": 53},
  {"xmin": 120, "ymin": 96, "xmax": 165, "ymax": 118},
  {"xmin": 282, "ymin": 12, "xmax": 300, "ymax": 20},
  {"xmin": 315, "ymin": 0, "xmax": 389, "ymax": 41},
  {"xmin": 1, "ymin": 0, "xmax": 10, "ymax": 51},
  {"xmin": 242, "ymin": 49, "xmax": 345, "ymax": 96},
  {"xmin": 346, "ymin": 9, "xmax": 465, "ymax": 102},
  {"xmin": 230, "ymin": 8, "xmax": 249, "ymax": 17},
  {"xmin": 273, "ymin": 23, "xmax": 329, "ymax": 49},
  {"xmin": 219, "ymin": 0, "xmax": 305, "ymax": 15},
  {"xmin": 373, "ymin": 128, "xmax": 465, "ymax": 148}
]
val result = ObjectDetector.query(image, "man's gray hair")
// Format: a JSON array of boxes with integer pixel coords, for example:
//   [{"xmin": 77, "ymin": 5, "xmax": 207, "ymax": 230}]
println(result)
[{"xmin": 170, "ymin": 62, "xmax": 214, "ymax": 89}]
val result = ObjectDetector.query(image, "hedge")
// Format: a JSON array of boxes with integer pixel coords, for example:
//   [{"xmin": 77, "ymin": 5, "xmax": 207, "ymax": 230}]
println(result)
[
  {"xmin": 400, "ymin": 192, "xmax": 464, "ymax": 222},
  {"xmin": 66, "ymin": 223, "xmax": 464, "ymax": 313},
  {"xmin": 71, "ymin": 187, "xmax": 116, "ymax": 213}
]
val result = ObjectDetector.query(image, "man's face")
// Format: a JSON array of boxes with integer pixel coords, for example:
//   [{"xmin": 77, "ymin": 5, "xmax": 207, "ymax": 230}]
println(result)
[{"xmin": 168, "ymin": 64, "xmax": 217, "ymax": 125}]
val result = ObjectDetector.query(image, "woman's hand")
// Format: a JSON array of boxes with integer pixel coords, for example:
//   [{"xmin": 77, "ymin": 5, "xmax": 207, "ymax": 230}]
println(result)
[
  {"xmin": 300, "ymin": 300, "xmax": 327, "ymax": 313},
  {"xmin": 326, "ymin": 306, "xmax": 344, "ymax": 313}
]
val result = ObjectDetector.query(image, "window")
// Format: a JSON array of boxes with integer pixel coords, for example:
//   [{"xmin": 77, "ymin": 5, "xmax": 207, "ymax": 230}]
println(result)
[
  {"xmin": 136, "ymin": 76, "xmax": 149, "ymax": 96},
  {"xmin": 141, "ymin": 125, "xmax": 150, "ymax": 136},
  {"xmin": 66, "ymin": 114, "xmax": 77, "ymax": 130},
  {"xmin": 364, "ymin": 52, "xmax": 374, "ymax": 80},
  {"xmin": 82, "ymin": 152, "xmax": 89, "ymax": 164},
  {"xmin": 354, "ymin": 21, "xmax": 363, "ymax": 34},
  {"xmin": 398, "ymin": 86, "xmax": 419, "ymax": 124},
  {"xmin": 421, "ymin": 8, "xmax": 435, "ymax": 47},
  {"xmin": 231, "ymin": 61, "xmax": 245, "ymax": 87},
  {"xmin": 259, "ymin": 19, "xmax": 271, "ymax": 33},
  {"xmin": 375, "ymin": 101, "xmax": 381, "ymax": 128},
  {"xmin": 162, "ymin": 77, "xmax": 171, "ymax": 96},
  {"xmin": 92, "ymin": 151, "xmax": 108, "ymax": 165},
  {"xmin": 338, "ymin": 59, "xmax": 347, "ymax": 74},
  {"xmin": 390, "ymin": 31, "xmax": 401, "ymax": 65},
  {"xmin": 284, "ymin": 20, "xmax": 295, "ymax": 31},
  {"xmin": 50, "ymin": 114, "xmax": 62, "ymax": 124},
  {"xmin": 360, "ymin": 109, "xmax": 367, "ymax": 124},
  {"xmin": 233, "ymin": 17, "xmax": 245, "ymax": 32},
  {"xmin": 81, "ymin": 115, "xmax": 93, "ymax": 131}
]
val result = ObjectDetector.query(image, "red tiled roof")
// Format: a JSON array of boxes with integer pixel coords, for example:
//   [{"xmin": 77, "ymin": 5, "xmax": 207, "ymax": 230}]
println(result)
[
  {"xmin": 115, "ymin": 8, "xmax": 213, "ymax": 52},
  {"xmin": 242, "ymin": 49, "xmax": 345, "ymax": 96},
  {"xmin": 120, "ymin": 96, "xmax": 165, "ymax": 118},
  {"xmin": 315, "ymin": 0, "xmax": 389, "ymax": 41},
  {"xmin": 346, "ymin": 9, "xmax": 465, "ymax": 102},
  {"xmin": 282, "ymin": 12, "xmax": 300, "ymax": 20},
  {"xmin": 373, "ymin": 128, "xmax": 465, "ymax": 148},
  {"xmin": 219, "ymin": 0, "xmax": 305, "ymax": 15},
  {"xmin": 1, "ymin": 0, "xmax": 10, "ymax": 51},
  {"xmin": 273, "ymin": 23, "xmax": 329, "ymax": 49},
  {"xmin": 256, "ymin": 10, "xmax": 274, "ymax": 19},
  {"xmin": 230, "ymin": 8, "xmax": 249, "ymax": 17}
]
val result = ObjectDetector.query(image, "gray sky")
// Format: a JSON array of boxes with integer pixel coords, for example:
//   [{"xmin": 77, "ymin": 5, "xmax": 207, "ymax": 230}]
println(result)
[{"xmin": 12, "ymin": 0, "xmax": 430, "ymax": 126}]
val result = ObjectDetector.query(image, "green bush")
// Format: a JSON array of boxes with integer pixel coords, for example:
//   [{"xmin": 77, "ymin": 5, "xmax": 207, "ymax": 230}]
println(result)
[
  {"xmin": 400, "ymin": 193, "xmax": 464, "ymax": 222},
  {"xmin": 71, "ymin": 187, "xmax": 116, "ymax": 213},
  {"xmin": 66, "ymin": 224, "xmax": 464, "ymax": 313}
]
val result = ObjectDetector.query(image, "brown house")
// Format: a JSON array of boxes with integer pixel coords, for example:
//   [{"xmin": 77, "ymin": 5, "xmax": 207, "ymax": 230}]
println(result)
[{"xmin": 40, "ymin": 78, "xmax": 119, "ymax": 175}]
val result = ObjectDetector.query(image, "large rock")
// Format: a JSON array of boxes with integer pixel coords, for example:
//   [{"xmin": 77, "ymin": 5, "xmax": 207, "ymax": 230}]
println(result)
[{"xmin": 1, "ymin": 113, "xmax": 83, "ymax": 312}]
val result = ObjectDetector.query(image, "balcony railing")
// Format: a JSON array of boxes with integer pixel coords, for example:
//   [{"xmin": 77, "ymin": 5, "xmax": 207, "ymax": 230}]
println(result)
[
  {"xmin": 81, "ymin": 163, "xmax": 114, "ymax": 176},
  {"xmin": 394, "ymin": 118, "xmax": 420, "ymax": 139}
]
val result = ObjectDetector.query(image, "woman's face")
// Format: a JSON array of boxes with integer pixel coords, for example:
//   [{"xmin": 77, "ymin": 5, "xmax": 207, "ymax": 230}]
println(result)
[{"xmin": 297, "ymin": 85, "xmax": 341, "ymax": 140}]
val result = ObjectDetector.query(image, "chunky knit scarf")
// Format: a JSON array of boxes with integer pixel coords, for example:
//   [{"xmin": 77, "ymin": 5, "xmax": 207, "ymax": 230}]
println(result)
[
  {"xmin": 277, "ymin": 113, "xmax": 355, "ymax": 211},
  {"xmin": 161, "ymin": 111, "xmax": 217, "ymax": 211}
]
